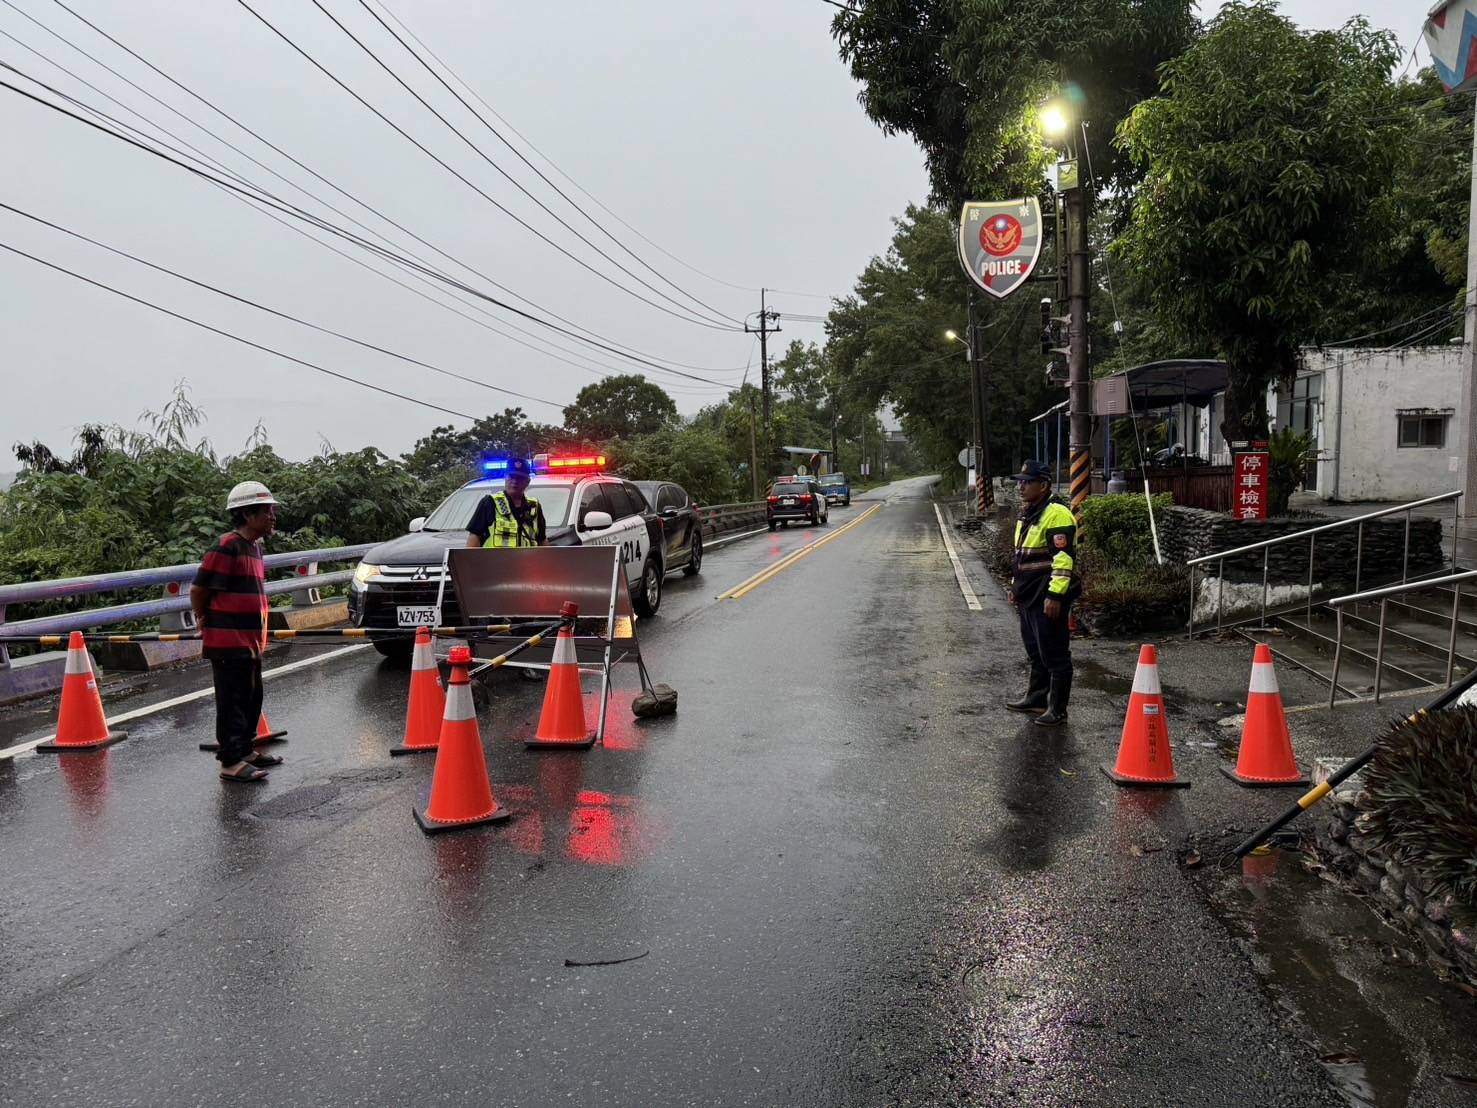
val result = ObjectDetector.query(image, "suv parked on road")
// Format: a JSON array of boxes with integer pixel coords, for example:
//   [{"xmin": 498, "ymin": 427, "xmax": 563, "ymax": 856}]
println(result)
[
  {"xmin": 766, "ymin": 477, "xmax": 829, "ymax": 530},
  {"xmin": 348, "ymin": 458, "xmax": 664, "ymax": 659},
  {"xmin": 634, "ymin": 480, "xmax": 703, "ymax": 578}
]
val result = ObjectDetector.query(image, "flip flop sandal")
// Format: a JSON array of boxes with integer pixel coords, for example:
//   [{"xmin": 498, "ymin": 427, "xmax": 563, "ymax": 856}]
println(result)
[
  {"xmin": 246, "ymin": 753, "xmax": 284, "ymax": 767},
  {"xmin": 220, "ymin": 763, "xmax": 269, "ymax": 783}
]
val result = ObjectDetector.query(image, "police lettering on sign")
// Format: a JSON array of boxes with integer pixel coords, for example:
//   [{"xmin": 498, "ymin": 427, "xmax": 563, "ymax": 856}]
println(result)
[{"xmin": 957, "ymin": 199, "xmax": 1044, "ymax": 300}]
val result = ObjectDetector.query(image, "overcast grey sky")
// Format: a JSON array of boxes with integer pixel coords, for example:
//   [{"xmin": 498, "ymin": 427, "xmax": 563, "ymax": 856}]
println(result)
[{"xmin": 0, "ymin": 0, "xmax": 1430, "ymax": 462}]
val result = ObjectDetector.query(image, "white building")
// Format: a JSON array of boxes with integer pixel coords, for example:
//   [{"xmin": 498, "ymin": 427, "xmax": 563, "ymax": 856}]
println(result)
[{"xmin": 1281, "ymin": 346, "xmax": 1460, "ymax": 502}]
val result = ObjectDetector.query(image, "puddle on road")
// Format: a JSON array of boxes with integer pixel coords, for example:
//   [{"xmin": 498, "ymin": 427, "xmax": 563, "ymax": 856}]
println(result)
[{"xmin": 1197, "ymin": 846, "xmax": 1477, "ymax": 1108}]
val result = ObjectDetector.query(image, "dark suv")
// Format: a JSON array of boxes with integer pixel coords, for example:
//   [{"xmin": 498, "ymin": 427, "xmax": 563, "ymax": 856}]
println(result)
[{"xmin": 766, "ymin": 477, "xmax": 829, "ymax": 530}]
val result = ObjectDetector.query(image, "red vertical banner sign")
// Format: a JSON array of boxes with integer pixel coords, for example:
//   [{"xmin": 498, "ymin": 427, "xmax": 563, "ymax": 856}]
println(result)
[{"xmin": 1233, "ymin": 443, "xmax": 1270, "ymax": 521}]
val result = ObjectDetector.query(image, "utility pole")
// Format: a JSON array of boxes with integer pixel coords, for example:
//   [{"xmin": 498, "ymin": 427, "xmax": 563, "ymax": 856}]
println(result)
[
  {"xmin": 749, "ymin": 393, "xmax": 760, "ymax": 501},
  {"xmin": 1461, "ymin": 99, "xmax": 1477, "ymax": 522},
  {"xmin": 966, "ymin": 294, "xmax": 981, "ymax": 516},
  {"xmin": 830, "ymin": 394, "xmax": 839, "ymax": 474},
  {"xmin": 968, "ymin": 291, "xmax": 992, "ymax": 511},
  {"xmin": 1063, "ymin": 136, "xmax": 1092, "ymax": 518},
  {"xmin": 746, "ymin": 288, "xmax": 781, "ymax": 473}
]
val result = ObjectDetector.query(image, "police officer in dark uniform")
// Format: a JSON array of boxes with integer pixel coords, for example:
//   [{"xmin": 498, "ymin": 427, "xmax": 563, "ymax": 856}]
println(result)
[
  {"xmin": 1004, "ymin": 460, "xmax": 1079, "ymax": 726},
  {"xmin": 466, "ymin": 458, "xmax": 546, "ymax": 549}
]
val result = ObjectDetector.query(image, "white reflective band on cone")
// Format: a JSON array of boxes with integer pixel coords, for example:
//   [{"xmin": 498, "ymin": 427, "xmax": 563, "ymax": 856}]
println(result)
[
  {"xmin": 552, "ymin": 632, "xmax": 577, "ymax": 666},
  {"xmin": 1131, "ymin": 662, "xmax": 1162, "ymax": 695},
  {"xmin": 444, "ymin": 680, "xmax": 475, "ymax": 723},
  {"xmin": 411, "ymin": 639, "xmax": 435, "ymax": 671},
  {"xmin": 64, "ymin": 643, "xmax": 91, "ymax": 677},
  {"xmin": 1248, "ymin": 663, "xmax": 1280, "ymax": 694}
]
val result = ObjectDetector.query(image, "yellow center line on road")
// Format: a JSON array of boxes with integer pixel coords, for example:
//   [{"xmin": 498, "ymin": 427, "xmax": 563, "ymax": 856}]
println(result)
[{"xmin": 717, "ymin": 503, "xmax": 883, "ymax": 601}]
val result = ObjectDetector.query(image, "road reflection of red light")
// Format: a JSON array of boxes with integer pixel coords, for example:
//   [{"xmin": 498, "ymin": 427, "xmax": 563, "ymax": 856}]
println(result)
[
  {"xmin": 576, "ymin": 789, "xmax": 612, "ymax": 806},
  {"xmin": 568, "ymin": 803, "xmax": 625, "ymax": 866},
  {"xmin": 59, "ymin": 750, "xmax": 110, "ymax": 826}
]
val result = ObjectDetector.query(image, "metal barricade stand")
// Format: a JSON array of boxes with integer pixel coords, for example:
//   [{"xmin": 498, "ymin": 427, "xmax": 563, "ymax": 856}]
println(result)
[{"xmin": 444, "ymin": 546, "xmax": 653, "ymax": 745}]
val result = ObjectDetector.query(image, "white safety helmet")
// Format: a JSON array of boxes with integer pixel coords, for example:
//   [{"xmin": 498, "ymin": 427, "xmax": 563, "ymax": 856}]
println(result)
[{"xmin": 226, "ymin": 480, "xmax": 280, "ymax": 511}]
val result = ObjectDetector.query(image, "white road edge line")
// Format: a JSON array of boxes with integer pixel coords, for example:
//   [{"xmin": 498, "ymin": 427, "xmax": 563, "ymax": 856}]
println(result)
[
  {"xmin": 706, "ymin": 526, "xmax": 769, "ymax": 551},
  {"xmin": 0, "ymin": 643, "xmax": 370, "ymax": 761},
  {"xmin": 934, "ymin": 503, "xmax": 983, "ymax": 612}
]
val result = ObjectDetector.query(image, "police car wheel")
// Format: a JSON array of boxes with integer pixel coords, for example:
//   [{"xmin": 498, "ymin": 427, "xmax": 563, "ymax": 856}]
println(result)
[
  {"xmin": 683, "ymin": 534, "xmax": 703, "ymax": 576},
  {"xmin": 633, "ymin": 556, "xmax": 662, "ymax": 617},
  {"xmin": 767, "ymin": 521, "xmax": 776, "ymax": 532},
  {"xmin": 372, "ymin": 637, "xmax": 414, "ymax": 663}
]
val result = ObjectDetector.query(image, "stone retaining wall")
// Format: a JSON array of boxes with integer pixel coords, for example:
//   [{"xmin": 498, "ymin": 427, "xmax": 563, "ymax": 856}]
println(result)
[
  {"xmin": 1159, "ymin": 506, "xmax": 1444, "ymax": 585},
  {"xmin": 1309, "ymin": 762, "xmax": 1477, "ymax": 987}
]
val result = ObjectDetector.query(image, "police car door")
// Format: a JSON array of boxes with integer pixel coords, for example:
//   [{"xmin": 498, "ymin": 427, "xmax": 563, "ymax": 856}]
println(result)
[{"xmin": 577, "ymin": 481, "xmax": 648, "ymax": 586}]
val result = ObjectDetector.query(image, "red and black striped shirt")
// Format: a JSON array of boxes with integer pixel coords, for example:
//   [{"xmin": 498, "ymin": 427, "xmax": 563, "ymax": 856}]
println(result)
[{"xmin": 194, "ymin": 532, "xmax": 268, "ymax": 658}]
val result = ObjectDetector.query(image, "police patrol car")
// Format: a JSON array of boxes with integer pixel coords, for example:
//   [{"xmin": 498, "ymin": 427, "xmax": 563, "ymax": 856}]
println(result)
[{"xmin": 347, "ymin": 454, "xmax": 664, "ymax": 659}]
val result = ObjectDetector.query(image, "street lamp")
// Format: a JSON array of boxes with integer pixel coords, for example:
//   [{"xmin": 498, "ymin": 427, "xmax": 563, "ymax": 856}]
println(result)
[
  {"xmin": 944, "ymin": 329, "xmax": 970, "ymax": 357},
  {"xmin": 1040, "ymin": 101, "xmax": 1070, "ymax": 141},
  {"xmin": 946, "ymin": 328, "xmax": 986, "ymax": 511}
]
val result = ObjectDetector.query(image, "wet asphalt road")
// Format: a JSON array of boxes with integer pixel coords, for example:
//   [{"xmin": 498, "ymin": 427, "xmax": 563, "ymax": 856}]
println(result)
[{"xmin": 0, "ymin": 477, "xmax": 1352, "ymax": 1107}]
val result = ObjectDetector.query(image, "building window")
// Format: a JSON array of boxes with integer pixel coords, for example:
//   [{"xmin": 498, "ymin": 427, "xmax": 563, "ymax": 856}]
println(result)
[{"xmin": 1397, "ymin": 413, "xmax": 1448, "ymax": 448}]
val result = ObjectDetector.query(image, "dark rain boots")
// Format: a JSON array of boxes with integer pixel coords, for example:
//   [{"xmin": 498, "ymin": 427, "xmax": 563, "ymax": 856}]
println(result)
[
  {"xmin": 1005, "ymin": 668, "xmax": 1050, "ymax": 714},
  {"xmin": 1032, "ymin": 674, "xmax": 1072, "ymax": 727}
]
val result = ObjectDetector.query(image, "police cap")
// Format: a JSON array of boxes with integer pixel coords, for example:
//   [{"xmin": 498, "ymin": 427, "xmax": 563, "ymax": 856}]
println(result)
[
  {"xmin": 1012, "ymin": 460, "xmax": 1053, "ymax": 482},
  {"xmin": 506, "ymin": 458, "xmax": 533, "ymax": 478}
]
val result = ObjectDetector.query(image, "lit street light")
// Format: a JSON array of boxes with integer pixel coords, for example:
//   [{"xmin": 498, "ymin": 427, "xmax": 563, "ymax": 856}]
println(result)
[{"xmin": 1040, "ymin": 102, "xmax": 1069, "ymax": 140}]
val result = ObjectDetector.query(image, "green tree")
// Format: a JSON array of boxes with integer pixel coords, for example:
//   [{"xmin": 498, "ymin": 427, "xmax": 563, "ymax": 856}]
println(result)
[
  {"xmin": 832, "ymin": 0, "xmax": 1198, "ymax": 203},
  {"xmin": 1114, "ymin": 3, "xmax": 1410, "ymax": 447},
  {"xmin": 562, "ymin": 374, "xmax": 677, "ymax": 442},
  {"xmin": 605, "ymin": 428, "xmax": 738, "ymax": 504},
  {"xmin": 401, "ymin": 407, "xmax": 569, "ymax": 500}
]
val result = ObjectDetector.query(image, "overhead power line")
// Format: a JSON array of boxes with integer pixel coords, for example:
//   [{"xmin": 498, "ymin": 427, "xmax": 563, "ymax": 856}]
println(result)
[
  {"xmin": 0, "ymin": 66, "xmax": 744, "ymax": 389},
  {"xmin": 369, "ymin": 0, "xmax": 837, "ymax": 302},
  {"xmin": 0, "ymin": 200, "xmax": 569, "ymax": 411},
  {"xmin": 23, "ymin": 0, "xmax": 749, "ymax": 374},
  {"xmin": 351, "ymin": 0, "xmax": 741, "ymax": 327},
  {"xmin": 0, "ymin": 239, "xmax": 480, "ymax": 420},
  {"xmin": 0, "ymin": 26, "xmax": 727, "ymax": 399},
  {"xmin": 233, "ymin": 0, "xmax": 742, "ymax": 333}
]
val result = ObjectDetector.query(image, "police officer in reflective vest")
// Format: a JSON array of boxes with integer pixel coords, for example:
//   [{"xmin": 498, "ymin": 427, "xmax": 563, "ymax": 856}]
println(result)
[
  {"xmin": 1005, "ymin": 460, "xmax": 1079, "ymax": 726},
  {"xmin": 466, "ymin": 458, "xmax": 546, "ymax": 549}
]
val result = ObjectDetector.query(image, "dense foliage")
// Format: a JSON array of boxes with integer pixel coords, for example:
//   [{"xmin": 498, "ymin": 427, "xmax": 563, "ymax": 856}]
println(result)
[
  {"xmin": 1362, "ymin": 707, "xmax": 1477, "ymax": 912},
  {"xmin": 1077, "ymin": 493, "xmax": 1173, "ymax": 569},
  {"xmin": 1115, "ymin": 5, "xmax": 1428, "ymax": 445},
  {"xmin": 562, "ymin": 374, "xmax": 678, "ymax": 442}
]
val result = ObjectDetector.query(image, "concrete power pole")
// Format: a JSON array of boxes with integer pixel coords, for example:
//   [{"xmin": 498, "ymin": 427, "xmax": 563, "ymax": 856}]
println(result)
[
  {"xmin": 746, "ymin": 289, "xmax": 781, "ymax": 475},
  {"xmin": 749, "ymin": 393, "xmax": 760, "ymax": 501},
  {"xmin": 1461, "ymin": 100, "xmax": 1477, "ymax": 521},
  {"xmin": 969, "ymin": 291, "xmax": 992, "ymax": 511},
  {"xmin": 1064, "ymin": 158, "xmax": 1092, "ymax": 517}
]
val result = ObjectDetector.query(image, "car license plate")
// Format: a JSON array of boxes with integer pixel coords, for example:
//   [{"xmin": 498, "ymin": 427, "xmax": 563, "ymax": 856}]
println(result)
[
  {"xmin": 396, "ymin": 606, "xmax": 439, "ymax": 628},
  {"xmin": 782, "ymin": 497, "xmax": 795, "ymax": 505}
]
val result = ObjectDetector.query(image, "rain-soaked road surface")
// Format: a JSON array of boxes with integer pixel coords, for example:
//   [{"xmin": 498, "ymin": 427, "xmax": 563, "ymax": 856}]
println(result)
[{"xmin": 0, "ymin": 477, "xmax": 1354, "ymax": 1106}]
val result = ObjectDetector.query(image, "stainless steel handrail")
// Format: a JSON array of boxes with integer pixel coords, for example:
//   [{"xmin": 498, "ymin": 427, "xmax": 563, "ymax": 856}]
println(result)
[
  {"xmin": 1326, "ymin": 569, "xmax": 1477, "ymax": 708},
  {"xmin": 1185, "ymin": 490, "xmax": 1462, "ymax": 566},
  {"xmin": 1187, "ymin": 490, "xmax": 1462, "ymax": 638}
]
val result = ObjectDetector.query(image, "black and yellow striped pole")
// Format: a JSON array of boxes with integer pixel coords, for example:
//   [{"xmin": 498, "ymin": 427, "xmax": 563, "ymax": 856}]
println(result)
[
  {"xmin": 1062, "ymin": 116, "xmax": 1093, "ymax": 534},
  {"xmin": 1233, "ymin": 667, "xmax": 1477, "ymax": 857}
]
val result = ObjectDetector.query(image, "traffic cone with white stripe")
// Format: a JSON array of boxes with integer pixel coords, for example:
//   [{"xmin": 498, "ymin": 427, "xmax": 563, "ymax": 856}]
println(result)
[
  {"xmin": 1221, "ymin": 644, "xmax": 1308, "ymax": 787},
  {"xmin": 526, "ymin": 603, "xmax": 595, "ymax": 750},
  {"xmin": 37, "ymin": 632, "xmax": 127, "ymax": 752},
  {"xmin": 390, "ymin": 627, "xmax": 444, "ymax": 756},
  {"xmin": 199, "ymin": 710, "xmax": 287, "ymax": 751},
  {"xmin": 1101, "ymin": 644, "xmax": 1188, "ymax": 788},
  {"xmin": 414, "ymin": 645, "xmax": 509, "ymax": 834}
]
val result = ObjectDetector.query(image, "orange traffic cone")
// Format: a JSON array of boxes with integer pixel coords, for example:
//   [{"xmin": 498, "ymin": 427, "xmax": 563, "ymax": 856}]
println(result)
[
  {"xmin": 37, "ymin": 632, "xmax": 127, "ymax": 752},
  {"xmin": 1221, "ymin": 644, "xmax": 1308, "ymax": 787},
  {"xmin": 391, "ymin": 627, "xmax": 444, "ymax": 756},
  {"xmin": 526, "ymin": 603, "xmax": 595, "ymax": 750},
  {"xmin": 199, "ymin": 710, "xmax": 287, "ymax": 751},
  {"xmin": 1101, "ymin": 644, "xmax": 1188, "ymax": 788},
  {"xmin": 414, "ymin": 645, "xmax": 509, "ymax": 833}
]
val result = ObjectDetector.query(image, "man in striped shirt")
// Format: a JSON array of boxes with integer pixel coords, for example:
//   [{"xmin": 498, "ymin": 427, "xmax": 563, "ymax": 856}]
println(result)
[{"xmin": 191, "ymin": 481, "xmax": 279, "ymax": 783}]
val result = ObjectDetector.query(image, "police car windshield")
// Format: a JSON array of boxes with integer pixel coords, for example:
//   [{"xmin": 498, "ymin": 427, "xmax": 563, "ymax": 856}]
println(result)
[{"xmin": 420, "ymin": 482, "xmax": 575, "ymax": 531}]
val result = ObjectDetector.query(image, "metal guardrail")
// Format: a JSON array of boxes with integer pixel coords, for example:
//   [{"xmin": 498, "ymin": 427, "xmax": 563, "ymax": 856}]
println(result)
[
  {"xmin": 699, "ymin": 501, "xmax": 766, "ymax": 537},
  {"xmin": 0, "ymin": 506, "xmax": 773, "ymax": 665},
  {"xmin": 1187, "ymin": 490, "xmax": 1463, "ymax": 637},
  {"xmin": 0, "ymin": 544, "xmax": 374, "ymax": 667},
  {"xmin": 1326, "ymin": 568, "xmax": 1477, "ymax": 708}
]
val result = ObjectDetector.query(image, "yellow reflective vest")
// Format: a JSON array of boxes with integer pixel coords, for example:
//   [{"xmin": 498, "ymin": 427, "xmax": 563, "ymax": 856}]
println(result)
[
  {"xmin": 1011, "ymin": 499, "xmax": 1077, "ymax": 605},
  {"xmin": 488, "ymin": 492, "xmax": 541, "ymax": 548}
]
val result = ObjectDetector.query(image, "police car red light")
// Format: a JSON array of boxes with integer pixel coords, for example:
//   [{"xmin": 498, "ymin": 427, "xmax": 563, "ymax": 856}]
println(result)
[{"xmin": 542, "ymin": 454, "xmax": 606, "ymax": 474}]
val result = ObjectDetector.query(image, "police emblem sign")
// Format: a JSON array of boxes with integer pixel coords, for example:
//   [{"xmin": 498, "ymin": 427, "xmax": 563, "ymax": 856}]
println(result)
[{"xmin": 957, "ymin": 199, "xmax": 1043, "ymax": 300}]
